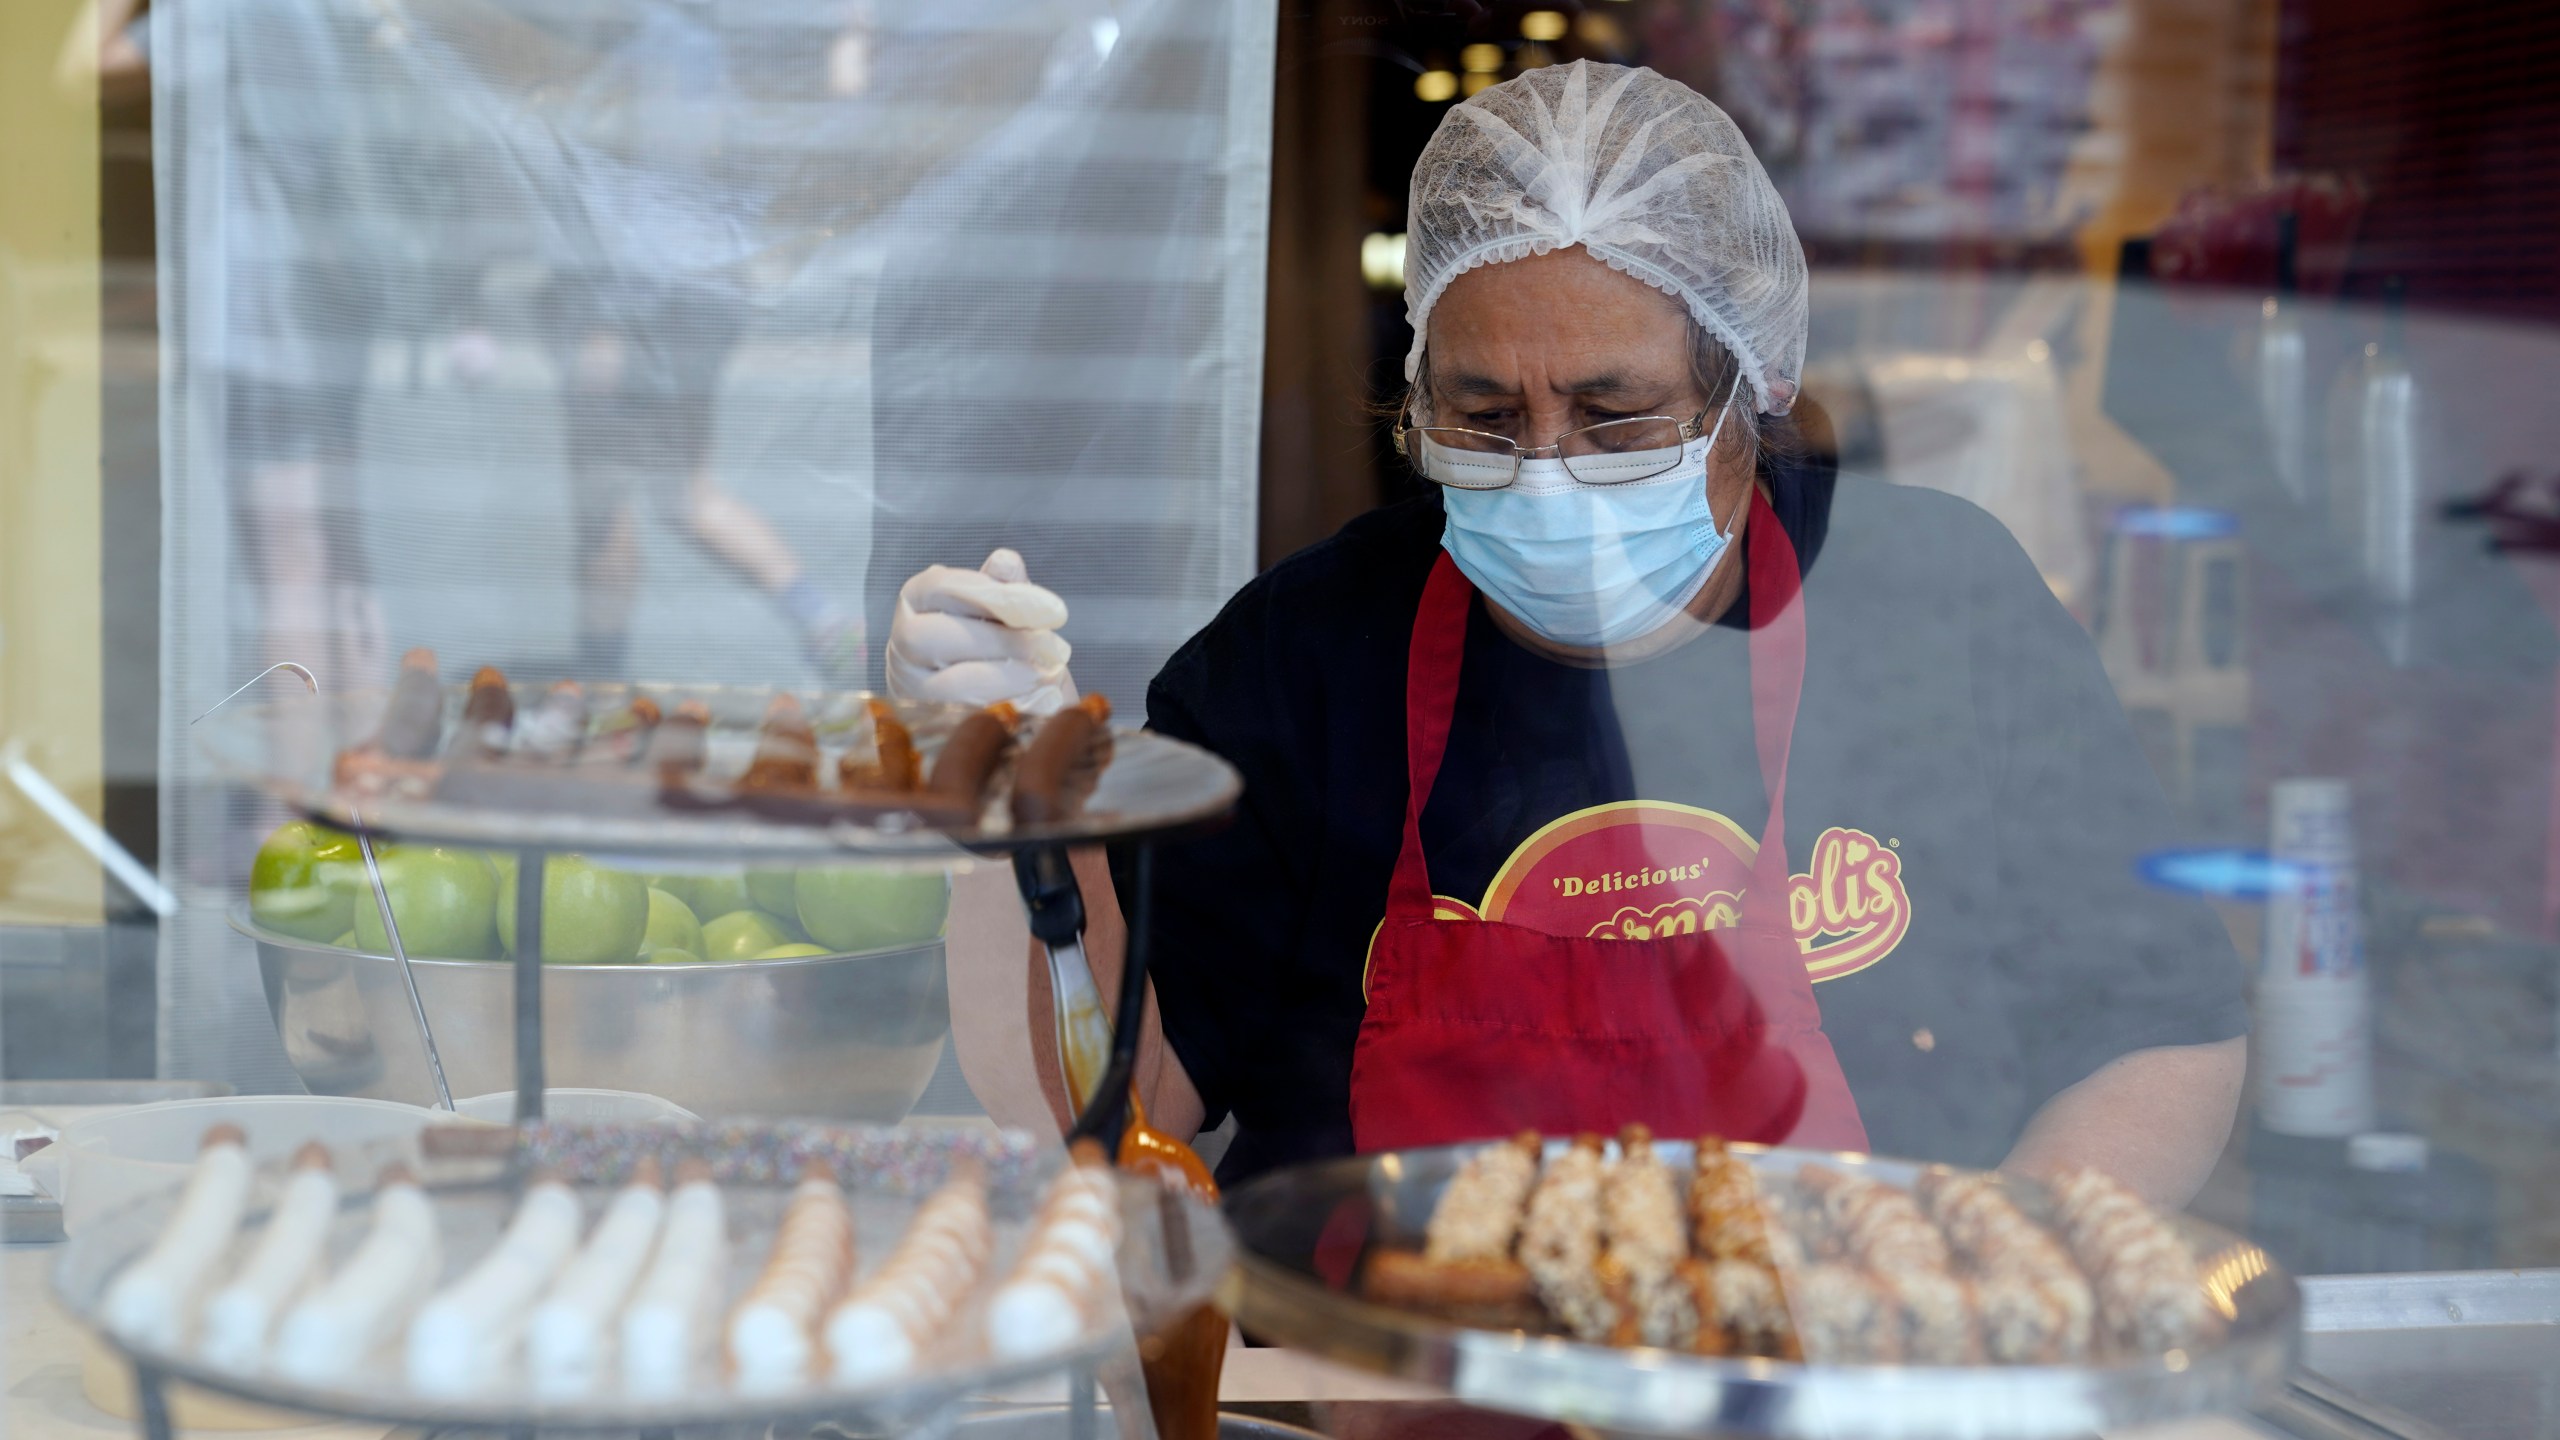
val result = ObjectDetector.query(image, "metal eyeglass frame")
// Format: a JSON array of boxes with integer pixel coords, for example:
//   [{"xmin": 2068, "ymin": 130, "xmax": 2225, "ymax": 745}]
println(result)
[{"xmin": 1392, "ymin": 409, "xmax": 1711, "ymax": 490}]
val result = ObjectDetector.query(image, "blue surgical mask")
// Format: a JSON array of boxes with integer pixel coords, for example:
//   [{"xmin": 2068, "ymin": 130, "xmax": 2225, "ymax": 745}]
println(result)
[{"xmin": 1437, "ymin": 399, "xmax": 1738, "ymax": 648}]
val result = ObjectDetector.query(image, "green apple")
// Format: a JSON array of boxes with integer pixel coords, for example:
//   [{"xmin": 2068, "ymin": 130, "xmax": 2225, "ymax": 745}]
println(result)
[
  {"xmin": 498, "ymin": 854, "xmax": 650, "ymax": 964},
  {"xmin": 747, "ymin": 867, "xmax": 798, "ymax": 916},
  {"xmin": 249, "ymin": 820, "xmax": 364, "ymax": 942},
  {"xmin": 350, "ymin": 845, "xmax": 498, "ymax": 959},
  {"xmin": 684, "ymin": 871, "xmax": 757, "ymax": 921},
  {"xmin": 795, "ymin": 867, "xmax": 951, "ymax": 953},
  {"xmin": 756, "ymin": 943, "xmax": 833, "ymax": 959},
  {"xmin": 330, "ymin": 929, "xmax": 357, "ymax": 949},
  {"xmin": 485, "ymin": 849, "xmax": 521, "ymax": 901},
  {"xmin": 701, "ymin": 909, "xmax": 796, "ymax": 961},
  {"xmin": 643, "ymin": 947, "xmax": 703, "ymax": 965},
  {"xmin": 638, "ymin": 887, "xmax": 704, "ymax": 960}
]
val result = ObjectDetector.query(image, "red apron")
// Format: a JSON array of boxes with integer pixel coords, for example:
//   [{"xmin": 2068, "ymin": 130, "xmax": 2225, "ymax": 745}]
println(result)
[{"xmin": 1348, "ymin": 487, "xmax": 1870, "ymax": 1153}]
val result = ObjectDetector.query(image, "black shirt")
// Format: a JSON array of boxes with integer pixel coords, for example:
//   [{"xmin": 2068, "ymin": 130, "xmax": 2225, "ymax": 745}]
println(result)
[{"xmin": 1115, "ymin": 464, "xmax": 2248, "ymax": 1186}]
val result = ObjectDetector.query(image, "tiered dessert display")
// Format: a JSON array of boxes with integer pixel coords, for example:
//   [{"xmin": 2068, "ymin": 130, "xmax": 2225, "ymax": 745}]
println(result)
[{"xmin": 59, "ymin": 653, "xmax": 1242, "ymax": 1439}]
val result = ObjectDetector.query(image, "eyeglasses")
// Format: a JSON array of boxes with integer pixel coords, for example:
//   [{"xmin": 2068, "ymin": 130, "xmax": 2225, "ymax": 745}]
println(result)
[{"xmin": 1393, "ymin": 412, "xmax": 1711, "ymax": 490}]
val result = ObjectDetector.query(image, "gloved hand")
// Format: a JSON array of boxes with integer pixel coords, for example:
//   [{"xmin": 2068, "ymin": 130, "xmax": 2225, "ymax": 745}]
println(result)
[{"xmin": 884, "ymin": 548, "xmax": 1077, "ymax": 715}]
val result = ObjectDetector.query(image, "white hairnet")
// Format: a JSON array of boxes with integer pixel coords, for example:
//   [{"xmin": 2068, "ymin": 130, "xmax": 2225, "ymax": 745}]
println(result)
[{"xmin": 1404, "ymin": 60, "xmax": 1808, "ymax": 416}]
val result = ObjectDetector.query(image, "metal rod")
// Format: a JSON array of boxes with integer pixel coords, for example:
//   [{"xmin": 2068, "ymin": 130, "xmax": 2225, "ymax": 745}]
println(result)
[
  {"xmin": 0, "ymin": 741, "xmax": 178, "ymax": 917},
  {"xmin": 188, "ymin": 661, "xmax": 319, "ymax": 725},
  {"xmin": 195, "ymin": 662, "xmax": 460, "ymax": 1112},
  {"xmin": 132, "ymin": 1362, "xmax": 174, "ymax": 1440},
  {"xmin": 352, "ymin": 812, "xmax": 455, "ymax": 1112},
  {"xmin": 515, "ymin": 847, "xmax": 546, "ymax": 1124},
  {"xmin": 1067, "ymin": 843, "xmax": 1152, "ymax": 1152},
  {"xmin": 1069, "ymin": 1364, "xmax": 1099, "ymax": 1440}
]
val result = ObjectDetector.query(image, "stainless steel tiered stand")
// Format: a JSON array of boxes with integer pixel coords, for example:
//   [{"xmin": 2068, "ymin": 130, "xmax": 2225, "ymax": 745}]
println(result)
[
  {"xmin": 190, "ymin": 681, "xmax": 1242, "ymax": 1136},
  {"xmin": 61, "ymin": 680, "xmax": 1245, "ymax": 1439},
  {"xmin": 1225, "ymin": 1140, "xmax": 2303, "ymax": 1440}
]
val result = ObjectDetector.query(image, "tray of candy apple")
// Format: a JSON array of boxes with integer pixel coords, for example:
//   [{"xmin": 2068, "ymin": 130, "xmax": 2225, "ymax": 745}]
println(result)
[{"xmin": 195, "ymin": 648, "xmax": 1241, "ymax": 859}]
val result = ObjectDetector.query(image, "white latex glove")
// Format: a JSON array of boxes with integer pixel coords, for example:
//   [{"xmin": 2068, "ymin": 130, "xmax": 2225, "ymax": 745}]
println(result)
[{"xmin": 885, "ymin": 548, "xmax": 1077, "ymax": 715}]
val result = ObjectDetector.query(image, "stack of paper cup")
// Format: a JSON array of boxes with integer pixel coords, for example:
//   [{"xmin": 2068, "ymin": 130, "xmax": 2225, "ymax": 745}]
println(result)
[{"xmin": 2256, "ymin": 779, "xmax": 2375, "ymax": 1136}]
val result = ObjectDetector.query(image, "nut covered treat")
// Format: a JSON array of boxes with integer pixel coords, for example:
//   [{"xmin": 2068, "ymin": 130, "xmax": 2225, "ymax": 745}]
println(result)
[{"xmin": 1358, "ymin": 1134, "xmax": 2218, "ymax": 1371}]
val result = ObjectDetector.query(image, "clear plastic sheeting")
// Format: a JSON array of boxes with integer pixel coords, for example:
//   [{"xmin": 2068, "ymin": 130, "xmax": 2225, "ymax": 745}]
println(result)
[{"xmin": 155, "ymin": 0, "xmax": 1275, "ymax": 1087}]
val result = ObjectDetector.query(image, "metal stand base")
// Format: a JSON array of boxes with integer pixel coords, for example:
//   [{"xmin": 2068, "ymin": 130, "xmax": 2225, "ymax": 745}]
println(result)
[
  {"xmin": 132, "ymin": 1363, "xmax": 172, "ymax": 1440},
  {"xmin": 514, "ymin": 846, "xmax": 548, "ymax": 1124}
]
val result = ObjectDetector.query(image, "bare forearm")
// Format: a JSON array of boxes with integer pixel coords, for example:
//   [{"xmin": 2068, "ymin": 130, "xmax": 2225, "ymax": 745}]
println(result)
[
  {"xmin": 2000, "ymin": 1037, "xmax": 2245, "ymax": 1209},
  {"xmin": 943, "ymin": 847, "xmax": 1203, "ymax": 1141},
  {"xmin": 944, "ymin": 862, "xmax": 1058, "ymax": 1134}
]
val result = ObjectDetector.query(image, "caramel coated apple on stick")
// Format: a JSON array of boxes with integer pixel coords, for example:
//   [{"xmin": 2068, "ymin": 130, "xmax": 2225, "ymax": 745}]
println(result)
[
  {"xmin": 1011, "ymin": 694, "xmax": 1113, "ymax": 827},
  {"xmin": 824, "ymin": 1164, "xmax": 994, "ymax": 1385},
  {"xmin": 102, "ymin": 1124, "xmax": 252, "ymax": 1351},
  {"xmin": 838, "ymin": 700, "xmax": 923, "ymax": 793},
  {"xmin": 985, "ymin": 1141, "xmax": 1121, "ymax": 1361},
  {"xmin": 376, "ymin": 647, "xmax": 446, "ymax": 759},
  {"xmin": 740, "ymin": 694, "xmax": 821, "ymax": 794},
  {"xmin": 450, "ymin": 665, "xmax": 516, "ymax": 759},
  {"xmin": 517, "ymin": 681, "xmax": 590, "ymax": 763},
  {"xmin": 333, "ymin": 648, "xmax": 446, "ymax": 798},
  {"xmin": 728, "ymin": 1167, "xmax": 857, "ymax": 1389},
  {"xmin": 827, "ymin": 699, "xmax": 970, "ymax": 821},
  {"xmin": 650, "ymin": 699, "xmax": 712, "ymax": 783},
  {"xmin": 925, "ymin": 701, "xmax": 1020, "ymax": 812},
  {"xmin": 592, "ymin": 693, "xmax": 663, "ymax": 765}
]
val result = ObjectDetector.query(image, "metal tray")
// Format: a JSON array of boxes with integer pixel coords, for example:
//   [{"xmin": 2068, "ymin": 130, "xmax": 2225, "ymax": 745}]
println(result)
[
  {"xmin": 196, "ymin": 682, "xmax": 1241, "ymax": 861},
  {"xmin": 57, "ymin": 1141, "xmax": 1231, "ymax": 1434},
  {"xmin": 1225, "ymin": 1140, "xmax": 2300, "ymax": 1440}
]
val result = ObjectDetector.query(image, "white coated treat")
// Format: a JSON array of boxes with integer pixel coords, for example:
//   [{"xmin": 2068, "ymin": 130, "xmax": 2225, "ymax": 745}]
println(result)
[
  {"xmin": 620, "ymin": 1178, "xmax": 727, "ymax": 1397},
  {"xmin": 828, "ymin": 1305, "xmax": 918, "ymax": 1384},
  {"xmin": 527, "ymin": 1178, "xmax": 666, "ymax": 1396},
  {"xmin": 276, "ymin": 1179, "xmax": 442, "ymax": 1383},
  {"xmin": 826, "ymin": 1172, "xmax": 993, "ymax": 1385},
  {"xmin": 984, "ymin": 1162, "xmax": 1119, "ymax": 1362},
  {"xmin": 102, "ymin": 1135, "xmax": 254, "ymax": 1352},
  {"xmin": 987, "ymin": 1282, "xmax": 1083, "ymax": 1359},
  {"xmin": 199, "ymin": 1163, "xmax": 340, "ymax": 1372},
  {"xmin": 405, "ymin": 1179, "xmax": 583, "ymax": 1394},
  {"xmin": 1518, "ymin": 1138, "xmax": 1609, "ymax": 1341},
  {"xmin": 1422, "ymin": 1135, "xmax": 1539, "ymax": 1264},
  {"xmin": 727, "ymin": 1174, "xmax": 857, "ymax": 1389}
]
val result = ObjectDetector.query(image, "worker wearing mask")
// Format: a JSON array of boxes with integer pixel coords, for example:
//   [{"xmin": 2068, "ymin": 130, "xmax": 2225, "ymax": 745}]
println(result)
[{"xmin": 907, "ymin": 63, "xmax": 2246, "ymax": 1205}]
